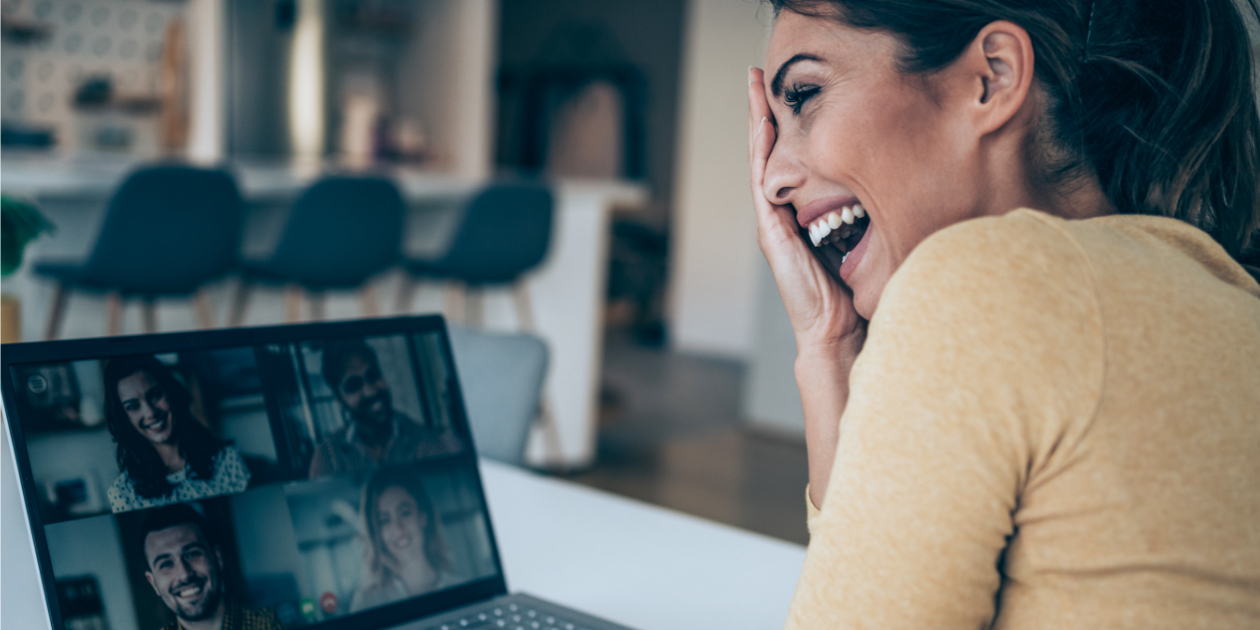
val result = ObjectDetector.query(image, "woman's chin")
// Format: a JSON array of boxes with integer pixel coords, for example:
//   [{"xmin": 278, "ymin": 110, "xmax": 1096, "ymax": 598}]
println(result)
[{"xmin": 850, "ymin": 278, "xmax": 881, "ymax": 321}]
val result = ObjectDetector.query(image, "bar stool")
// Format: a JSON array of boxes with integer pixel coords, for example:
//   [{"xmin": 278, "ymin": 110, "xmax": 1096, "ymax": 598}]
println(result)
[
  {"xmin": 396, "ymin": 181, "xmax": 562, "ymax": 459},
  {"xmin": 33, "ymin": 164, "xmax": 244, "ymax": 339},
  {"xmin": 395, "ymin": 181, "xmax": 553, "ymax": 329},
  {"xmin": 231, "ymin": 176, "xmax": 405, "ymax": 324}
]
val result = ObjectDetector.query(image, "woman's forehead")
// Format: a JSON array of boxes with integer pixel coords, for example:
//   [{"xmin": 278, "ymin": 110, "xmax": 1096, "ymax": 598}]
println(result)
[
  {"xmin": 767, "ymin": 11, "xmax": 897, "ymax": 80},
  {"xmin": 118, "ymin": 370, "xmax": 158, "ymax": 392}
]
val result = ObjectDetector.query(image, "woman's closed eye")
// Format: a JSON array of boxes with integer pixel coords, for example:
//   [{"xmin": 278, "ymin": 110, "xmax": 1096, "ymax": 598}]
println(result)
[{"xmin": 784, "ymin": 83, "xmax": 821, "ymax": 115}]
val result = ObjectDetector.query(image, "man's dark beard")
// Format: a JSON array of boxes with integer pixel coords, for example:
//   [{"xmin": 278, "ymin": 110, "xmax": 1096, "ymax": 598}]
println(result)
[
  {"xmin": 169, "ymin": 575, "xmax": 221, "ymax": 622},
  {"xmin": 350, "ymin": 390, "xmax": 393, "ymax": 445}
]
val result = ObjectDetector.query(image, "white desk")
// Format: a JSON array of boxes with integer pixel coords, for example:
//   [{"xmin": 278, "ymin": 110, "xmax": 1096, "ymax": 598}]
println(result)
[
  {"xmin": 0, "ymin": 154, "xmax": 647, "ymax": 468},
  {"xmin": 480, "ymin": 460, "xmax": 806, "ymax": 630},
  {"xmin": 1, "ymin": 424, "xmax": 807, "ymax": 630}
]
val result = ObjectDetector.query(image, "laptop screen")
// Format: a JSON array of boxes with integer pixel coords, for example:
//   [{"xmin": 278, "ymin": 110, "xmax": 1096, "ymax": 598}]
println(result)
[{"xmin": 2, "ymin": 317, "xmax": 509, "ymax": 630}]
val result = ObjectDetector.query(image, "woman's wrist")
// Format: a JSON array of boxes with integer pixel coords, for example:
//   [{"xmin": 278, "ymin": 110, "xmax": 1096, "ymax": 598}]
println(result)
[{"xmin": 794, "ymin": 328, "xmax": 865, "ymax": 370}]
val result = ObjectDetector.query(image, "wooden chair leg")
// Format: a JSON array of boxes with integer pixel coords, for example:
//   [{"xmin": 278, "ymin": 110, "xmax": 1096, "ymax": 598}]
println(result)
[
  {"xmin": 511, "ymin": 279, "xmax": 537, "ymax": 332},
  {"xmin": 513, "ymin": 278, "xmax": 559, "ymax": 460},
  {"xmin": 192, "ymin": 289, "xmax": 215, "ymax": 329},
  {"xmin": 44, "ymin": 282, "xmax": 69, "ymax": 340},
  {"xmin": 308, "ymin": 290, "xmax": 326, "ymax": 321},
  {"xmin": 465, "ymin": 287, "xmax": 484, "ymax": 328},
  {"xmin": 228, "ymin": 278, "xmax": 251, "ymax": 327},
  {"xmin": 284, "ymin": 284, "xmax": 304, "ymax": 323},
  {"xmin": 105, "ymin": 292, "xmax": 124, "ymax": 336},
  {"xmin": 141, "ymin": 297, "xmax": 157, "ymax": 334},
  {"xmin": 360, "ymin": 283, "xmax": 380, "ymax": 318},
  {"xmin": 394, "ymin": 274, "xmax": 418, "ymax": 315},
  {"xmin": 443, "ymin": 281, "xmax": 467, "ymax": 325}
]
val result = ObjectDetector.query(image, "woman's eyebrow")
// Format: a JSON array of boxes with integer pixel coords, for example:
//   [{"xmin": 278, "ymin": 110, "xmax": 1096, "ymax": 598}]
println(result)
[{"xmin": 771, "ymin": 53, "xmax": 823, "ymax": 97}]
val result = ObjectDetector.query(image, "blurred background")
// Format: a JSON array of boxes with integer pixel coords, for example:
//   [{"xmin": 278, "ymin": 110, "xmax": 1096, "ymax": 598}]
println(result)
[{"xmin": 1, "ymin": 0, "xmax": 811, "ymax": 547}]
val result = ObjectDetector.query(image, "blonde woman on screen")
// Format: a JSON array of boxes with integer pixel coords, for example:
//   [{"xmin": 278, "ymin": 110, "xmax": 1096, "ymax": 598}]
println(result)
[{"xmin": 351, "ymin": 466, "xmax": 455, "ymax": 612}]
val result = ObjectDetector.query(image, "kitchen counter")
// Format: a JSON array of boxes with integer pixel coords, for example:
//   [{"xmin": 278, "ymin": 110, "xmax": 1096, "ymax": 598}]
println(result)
[{"xmin": 1, "ymin": 153, "xmax": 648, "ymax": 468}]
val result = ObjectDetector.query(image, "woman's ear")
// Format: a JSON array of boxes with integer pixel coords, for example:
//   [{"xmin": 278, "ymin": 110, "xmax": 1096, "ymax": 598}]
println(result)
[{"xmin": 961, "ymin": 20, "xmax": 1035, "ymax": 135}]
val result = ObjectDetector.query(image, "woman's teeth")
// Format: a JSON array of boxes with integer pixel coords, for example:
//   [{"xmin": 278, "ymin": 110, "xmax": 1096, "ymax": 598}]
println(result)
[{"xmin": 808, "ymin": 204, "xmax": 866, "ymax": 247}]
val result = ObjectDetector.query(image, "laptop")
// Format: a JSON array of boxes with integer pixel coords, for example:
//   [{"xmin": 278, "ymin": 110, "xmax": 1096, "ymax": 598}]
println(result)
[{"xmin": 2, "ymin": 315, "xmax": 634, "ymax": 630}]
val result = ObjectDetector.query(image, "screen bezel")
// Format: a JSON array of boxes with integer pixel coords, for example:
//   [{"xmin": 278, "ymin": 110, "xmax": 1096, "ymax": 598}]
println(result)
[{"xmin": 1, "ymin": 315, "xmax": 511, "ymax": 630}]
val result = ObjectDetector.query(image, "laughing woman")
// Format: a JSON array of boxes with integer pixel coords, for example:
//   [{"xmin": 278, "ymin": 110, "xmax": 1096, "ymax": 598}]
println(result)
[
  {"xmin": 748, "ymin": 1, "xmax": 1260, "ymax": 628},
  {"xmin": 104, "ymin": 355, "xmax": 250, "ymax": 513}
]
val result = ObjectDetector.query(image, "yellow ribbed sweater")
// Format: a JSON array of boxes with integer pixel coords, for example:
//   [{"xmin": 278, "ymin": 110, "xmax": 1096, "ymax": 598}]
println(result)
[{"xmin": 786, "ymin": 209, "xmax": 1260, "ymax": 629}]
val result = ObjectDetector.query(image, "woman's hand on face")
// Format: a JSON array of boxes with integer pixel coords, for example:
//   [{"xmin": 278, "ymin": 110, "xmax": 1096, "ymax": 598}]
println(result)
[
  {"xmin": 747, "ymin": 67, "xmax": 865, "ymax": 355},
  {"xmin": 750, "ymin": 67, "xmax": 866, "ymax": 507}
]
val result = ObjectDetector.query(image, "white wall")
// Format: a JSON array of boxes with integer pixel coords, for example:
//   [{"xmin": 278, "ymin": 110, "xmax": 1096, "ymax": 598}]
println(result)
[
  {"xmin": 668, "ymin": 0, "xmax": 772, "ymax": 359},
  {"xmin": 187, "ymin": 0, "xmax": 226, "ymax": 164},
  {"xmin": 741, "ymin": 256, "xmax": 806, "ymax": 436},
  {"xmin": 45, "ymin": 515, "xmax": 139, "ymax": 630},
  {"xmin": 396, "ymin": 0, "xmax": 497, "ymax": 179}
]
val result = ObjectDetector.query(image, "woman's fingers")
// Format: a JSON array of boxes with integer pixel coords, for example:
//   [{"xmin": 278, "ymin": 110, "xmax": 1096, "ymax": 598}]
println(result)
[{"xmin": 748, "ymin": 68, "xmax": 775, "ymax": 159}]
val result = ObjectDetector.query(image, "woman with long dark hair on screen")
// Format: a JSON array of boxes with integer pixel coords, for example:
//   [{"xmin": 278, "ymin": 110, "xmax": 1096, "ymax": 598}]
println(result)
[
  {"xmin": 104, "ymin": 355, "xmax": 250, "ymax": 513},
  {"xmin": 351, "ymin": 466, "xmax": 455, "ymax": 612},
  {"xmin": 748, "ymin": 0, "xmax": 1260, "ymax": 626}
]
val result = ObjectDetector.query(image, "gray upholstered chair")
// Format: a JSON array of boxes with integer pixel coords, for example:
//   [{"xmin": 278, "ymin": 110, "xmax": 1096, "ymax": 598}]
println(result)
[{"xmin": 447, "ymin": 326, "xmax": 549, "ymax": 466}]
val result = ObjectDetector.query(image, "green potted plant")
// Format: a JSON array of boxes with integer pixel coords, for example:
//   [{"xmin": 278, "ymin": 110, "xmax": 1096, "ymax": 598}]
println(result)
[{"xmin": 2, "ymin": 195, "xmax": 55, "ymax": 342}]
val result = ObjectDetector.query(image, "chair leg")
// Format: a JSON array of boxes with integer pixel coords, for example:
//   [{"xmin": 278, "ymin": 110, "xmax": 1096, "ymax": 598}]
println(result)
[
  {"xmin": 536, "ymin": 396, "xmax": 565, "ymax": 464},
  {"xmin": 141, "ymin": 297, "xmax": 157, "ymax": 334},
  {"xmin": 465, "ymin": 287, "xmax": 484, "ymax": 328},
  {"xmin": 511, "ymin": 279, "xmax": 537, "ymax": 332},
  {"xmin": 284, "ymin": 284, "xmax": 304, "ymax": 323},
  {"xmin": 228, "ymin": 278, "xmax": 251, "ymax": 327},
  {"xmin": 44, "ymin": 282, "xmax": 69, "ymax": 340},
  {"xmin": 443, "ymin": 281, "xmax": 467, "ymax": 325},
  {"xmin": 192, "ymin": 289, "xmax": 215, "ymax": 329},
  {"xmin": 105, "ymin": 292, "xmax": 124, "ymax": 336},
  {"xmin": 360, "ymin": 283, "xmax": 380, "ymax": 318},
  {"xmin": 308, "ymin": 290, "xmax": 326, "ymax": 321},
  {"xmin": 394, "ymin": 274, "xmax": 418, "ymax": 315}
]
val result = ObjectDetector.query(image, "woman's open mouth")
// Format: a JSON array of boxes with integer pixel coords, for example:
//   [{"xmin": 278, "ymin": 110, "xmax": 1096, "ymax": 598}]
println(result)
[
  {"xmin": 804, "ymin": 203, "xmax": 870, "ymax": 264},
  {"xmin": 142, "ymin": 415, "xmax": 168, "ymax": 433}
]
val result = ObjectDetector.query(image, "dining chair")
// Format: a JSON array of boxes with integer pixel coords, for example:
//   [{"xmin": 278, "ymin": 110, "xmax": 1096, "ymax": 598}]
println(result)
[
  {"xmin": 395, "ymin": 181, "xmax": 553, "ymax": 330},
  {"xmin": 448, "ymin": 325, "xmax": 550, "ymax": 466},
  {"xmin": 231, "ymin": 175, "xmax": 405, "ymax": 324},
  {"xmin": 33, "ymin": 164, "xmax": 244, "ymax": 339}
]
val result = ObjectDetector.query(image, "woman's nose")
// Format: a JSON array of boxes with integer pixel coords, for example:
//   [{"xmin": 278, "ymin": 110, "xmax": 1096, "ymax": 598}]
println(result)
[{"xmin": 762, "ymin": 136, "xmax": 804, "ymax": 206}]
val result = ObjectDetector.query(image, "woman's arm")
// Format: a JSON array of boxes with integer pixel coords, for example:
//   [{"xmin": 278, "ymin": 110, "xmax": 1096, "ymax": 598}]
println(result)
[
  {"xmin": 795, "ymin": 339, "xmax": 862, "ymax": 510},
  {"xmin": 748, "ymin": 68, "xmax": 866, "ymax": 507},
  {"xmin": 786, "ymin": 214, "xmax": 1105, "ymax": 629}
]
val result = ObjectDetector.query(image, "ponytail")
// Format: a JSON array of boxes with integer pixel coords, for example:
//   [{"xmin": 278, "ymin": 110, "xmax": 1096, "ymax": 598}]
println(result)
[{"xmin": 768, "ymin": 0, "xmax": 1260, "ymax": 271}]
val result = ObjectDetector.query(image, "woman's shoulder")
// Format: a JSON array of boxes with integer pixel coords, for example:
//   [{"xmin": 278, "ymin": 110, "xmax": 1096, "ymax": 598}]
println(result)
[
  {"xmin": 350, "ymin": 579, "xmax": 405, "ymax": 613},
  {"xmin": 107, "ymin": 472, "xmax": 153, "ymax": 513},
  {"xmin": 880, "ymin": 209, "xmax": 1101, "ymax": 330},
  {"xmin": 214, "ymin": 444, "xmax": 244, "ymax": 465},
  {"xmin": 901, "ymin": 208, "xmax": 1257, "ymax": 300},
  {"xmin": 107, "ymin": 472, "xmax": 134, "ymax": 503},
  {"xmin": 898, "ymin": 209, "xmax": 1088, "ymax": 291},
  {"xmin": 202, "ymin": 444, "xmax": 250, "ymax": 493}
]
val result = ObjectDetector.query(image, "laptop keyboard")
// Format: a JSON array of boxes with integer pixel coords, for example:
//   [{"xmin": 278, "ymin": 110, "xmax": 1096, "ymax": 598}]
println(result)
[{"xmin": 428, "ymin": 602, "xmax": 592, "ymax": 630}]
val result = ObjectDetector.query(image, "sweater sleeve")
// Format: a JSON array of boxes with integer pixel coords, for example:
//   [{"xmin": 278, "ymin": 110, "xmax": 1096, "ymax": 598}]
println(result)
[{"xmin": 785, "ymin": 211, "xmax": 1105, "ymax": 629}]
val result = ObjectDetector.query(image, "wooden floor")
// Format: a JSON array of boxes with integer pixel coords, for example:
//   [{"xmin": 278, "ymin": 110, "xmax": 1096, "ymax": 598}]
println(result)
[{"xmin": 564, "ymin": 333, "xmax": 811, "ymax": 546}]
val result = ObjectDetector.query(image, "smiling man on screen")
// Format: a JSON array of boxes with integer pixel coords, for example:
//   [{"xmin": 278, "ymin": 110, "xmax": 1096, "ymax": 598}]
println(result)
[{"xmin": 139, "ymin": 504, "xmax": 281, "ymax": 630}]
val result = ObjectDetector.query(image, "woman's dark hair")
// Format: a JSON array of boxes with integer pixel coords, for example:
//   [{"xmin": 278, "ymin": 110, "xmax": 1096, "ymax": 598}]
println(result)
[
  {"xmin": 103, "ymin": 355, "xmax": 229, "ymax": 499},
  {"xmin": 769, "ymin": 0, "xmax": 1260, "ymax": 275},
  {"xmin": 361, "ymin": 465, "xmax": 451, "ymax": 584}
]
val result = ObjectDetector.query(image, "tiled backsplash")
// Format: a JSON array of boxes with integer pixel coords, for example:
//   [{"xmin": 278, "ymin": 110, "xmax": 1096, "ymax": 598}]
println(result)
[{"xmin": 1, "ymin": 0, "xmax": 186, "ymax": 154}]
